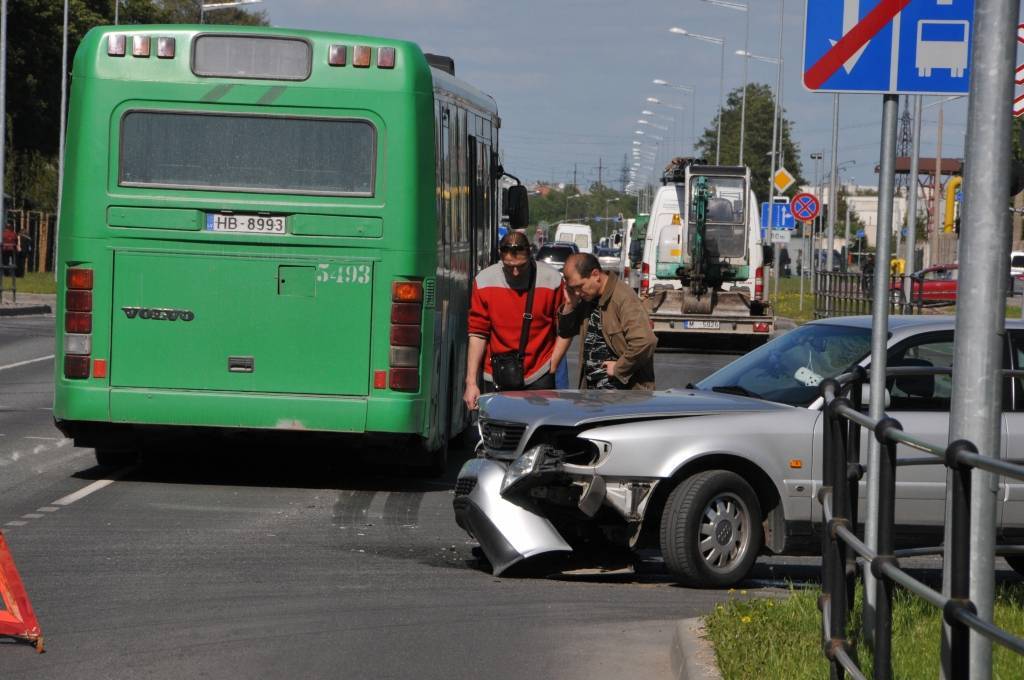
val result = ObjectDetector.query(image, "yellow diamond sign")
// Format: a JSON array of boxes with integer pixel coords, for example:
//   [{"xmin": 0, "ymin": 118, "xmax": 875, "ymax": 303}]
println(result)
[{"xmin": 773, "ymin": 167, "xmax": 796, "ymax": 194}]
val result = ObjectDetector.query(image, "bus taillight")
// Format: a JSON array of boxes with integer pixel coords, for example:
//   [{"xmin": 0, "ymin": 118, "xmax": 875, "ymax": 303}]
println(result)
[
  {"xmin": 640, "ymin": 262, "xmax": 650, "ymax": 294},
  {"xmin": 389, "ymin": 280, "xmax": 423, "ymax": 391},
  {"xmin": 755, "ymin": 266, "xmax": 764, "ymax": 300},
  {"xmin": 64, "ymin": 267, "xmax": 94, "ymax": 380}
]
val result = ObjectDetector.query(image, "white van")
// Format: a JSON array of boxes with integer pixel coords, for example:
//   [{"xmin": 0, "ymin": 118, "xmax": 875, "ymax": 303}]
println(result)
[
  {"xmin": 638, "ymin": 183, "xmax": 765, "ymax": 296},
  {"xmin": 553, "ymin": 222, "xmax": 593, "ymax": 254},
  {"xmin": 637, "ymin": 184, "xmax": 687, "ymax": 296}
]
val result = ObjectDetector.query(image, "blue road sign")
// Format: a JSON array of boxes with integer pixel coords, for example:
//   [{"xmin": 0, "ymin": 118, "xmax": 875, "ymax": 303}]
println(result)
[
  {"xmin": 803, "ymin": 0, "xmax": 974, "ymax": 95},
  {"xmin": 761, "ymin": 202, "xmax": 796, "ymax": 229},
  {"xmin": 857, "ymin": 229, "xmax": 866, "ymax": 238}
]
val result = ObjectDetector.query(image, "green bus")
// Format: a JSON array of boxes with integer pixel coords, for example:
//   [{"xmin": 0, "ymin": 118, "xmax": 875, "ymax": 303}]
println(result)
[{"xmin": 54, "ymin": 25, "xmax": 523, "ymax": 471}]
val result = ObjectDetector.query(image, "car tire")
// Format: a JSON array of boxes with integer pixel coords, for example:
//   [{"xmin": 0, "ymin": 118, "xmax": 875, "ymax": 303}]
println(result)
[
  {"xmin": 94, "ymin": 447, "xmax": 138, "ymax": 467},
  {"xmin": 659, "ymin": 470, "xmax": 763, "ymax": 588}
]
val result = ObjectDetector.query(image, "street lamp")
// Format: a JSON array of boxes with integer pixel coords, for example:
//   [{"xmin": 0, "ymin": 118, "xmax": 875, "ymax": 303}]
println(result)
[
  {"xmin": 653, "ymin": 79, "xmax": 697, "ymax": 155},
  {"xmin": 701, "ymin": 0, "xmax": 749, "ymax": 164},
  {"xmin": 201, "ymin": 0, "xmax": 262, "ymax": 23},
  {"xmin": 565, "ymin": 193, "xmax": 583, "ymax": 220},
  {"xmin": 637, "ymin": 119, "xmax": 669, "ymax": 131},
  {"xmin": 604, "ymin": 198, "xmax": 620, "ymax": 239},
  {"xmin": 669, "ymin": 27, "xmax": 726, "ymax": 164}
]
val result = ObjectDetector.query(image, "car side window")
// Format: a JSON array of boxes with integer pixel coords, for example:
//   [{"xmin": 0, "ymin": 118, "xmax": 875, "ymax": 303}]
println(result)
[{"xmin": 886, "ymin": 335, "xmax": 954, "ymax": 412}]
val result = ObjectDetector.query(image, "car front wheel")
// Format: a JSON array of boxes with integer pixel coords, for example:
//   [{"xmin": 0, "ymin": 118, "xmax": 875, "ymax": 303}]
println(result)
[{"xmin": 660, "ymin": 470, "xmax": 763, "ymax": 588}]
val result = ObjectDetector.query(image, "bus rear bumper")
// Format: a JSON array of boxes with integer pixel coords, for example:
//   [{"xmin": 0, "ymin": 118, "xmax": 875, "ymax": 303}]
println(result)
[{"xmin": 55, "ymin": 386, "xmax": 427, "ymax": 435}]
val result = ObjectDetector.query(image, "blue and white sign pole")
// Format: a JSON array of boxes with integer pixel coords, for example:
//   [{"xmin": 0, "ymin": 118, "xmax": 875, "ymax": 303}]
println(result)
[{"xmin": 803, "ymin": 0, "xmax": 976, "ymax": 651}]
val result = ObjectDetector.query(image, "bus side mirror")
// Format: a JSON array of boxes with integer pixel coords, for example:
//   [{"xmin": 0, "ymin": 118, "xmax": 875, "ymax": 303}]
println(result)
[
  {"xmin": 508, "ymin": 185, "xmax": 529, "ymax": 229},
  {"xmin": 762, "ymin": 244, "xmax": 774, "ymax": 267}
]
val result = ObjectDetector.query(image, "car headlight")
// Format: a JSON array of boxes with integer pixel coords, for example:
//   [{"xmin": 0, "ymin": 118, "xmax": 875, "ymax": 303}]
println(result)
[{"xmin": 500, "ymin": 445, "xmax": 546, "ymax": 495}]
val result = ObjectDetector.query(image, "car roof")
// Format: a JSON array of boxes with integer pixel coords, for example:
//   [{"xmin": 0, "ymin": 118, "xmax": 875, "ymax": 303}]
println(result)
[{"xmin": 811, "ymin": 315, "xmax": 1024, "ymax": 334}]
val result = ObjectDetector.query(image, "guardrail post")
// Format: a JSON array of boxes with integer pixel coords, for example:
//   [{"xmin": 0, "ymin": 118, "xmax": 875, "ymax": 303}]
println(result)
[
  {"xmin": 872, "ymin": 418, "xmax": 901, "ymax": 680},
  {"xmin": 944, "ymin": 440, "xmax": 977, "ymax": 679},
  {"xmin": 820, "ymin": 380, "xmax": 848, "ymax": 680}
]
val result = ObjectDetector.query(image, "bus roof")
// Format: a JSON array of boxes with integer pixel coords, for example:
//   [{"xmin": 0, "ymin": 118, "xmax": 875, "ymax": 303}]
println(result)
[{"xmin": 73, "ymin": 23, "xmax": 495, "ymax": 114}]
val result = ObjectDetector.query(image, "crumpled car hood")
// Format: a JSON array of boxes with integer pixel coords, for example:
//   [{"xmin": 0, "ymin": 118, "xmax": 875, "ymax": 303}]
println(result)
[{"xmin": 478, "ymin": 387, "xmax": 791, "ymax": 429}]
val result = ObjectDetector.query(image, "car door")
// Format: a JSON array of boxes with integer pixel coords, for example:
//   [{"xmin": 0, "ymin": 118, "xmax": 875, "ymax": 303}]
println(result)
[
  {"xmin": 1001, "ymin": 331, "xmax": 1024, "ymax": 532},
  {"xmin": 869, "ymin": 332, "xmax": 957, "ymax": 529}
]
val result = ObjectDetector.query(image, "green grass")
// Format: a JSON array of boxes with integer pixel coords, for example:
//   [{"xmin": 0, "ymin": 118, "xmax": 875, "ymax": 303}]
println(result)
[
  {"xmin": 705, "ymin": 583, "xmax": 1024, "ymax": 679},
  {"xmin": 1, "ymin": 271, "xmax": 56, "ymax": 294},
  {"xmin": 769, "ymin": 277, "xmax": 1023, "ymax": 325}
]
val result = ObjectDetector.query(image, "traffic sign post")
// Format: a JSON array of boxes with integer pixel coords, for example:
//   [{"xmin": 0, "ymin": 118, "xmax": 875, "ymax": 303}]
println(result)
[
  {"xmin": 803, "ymin": 0, "xmax": 975, "ymax": 96},
  {"xmin": 1015, "ymin": 24, "xmax": 1024, "ymax": 118},
  {"xmin": 773, "ymin": 167, "xmax": 796, "ymax": 193},
  {"xmin": 791, "ymin": 192, "xmax": 821, "ymax": 222},
  {"xmin": 760, "ymin": 202, "xmax": 795, "ymax": 230}
]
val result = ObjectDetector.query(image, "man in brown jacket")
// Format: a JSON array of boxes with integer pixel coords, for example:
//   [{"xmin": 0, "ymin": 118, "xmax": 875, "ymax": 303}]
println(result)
[{"xmin": 558, "ymin": 253, "xmax": 657, "ymax": 389}]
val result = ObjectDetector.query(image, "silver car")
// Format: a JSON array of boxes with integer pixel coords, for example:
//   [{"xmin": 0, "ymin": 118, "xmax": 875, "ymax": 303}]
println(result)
[{"xmin": 454, "ymin": 316, "xmax": 1024, "ymax": 587}]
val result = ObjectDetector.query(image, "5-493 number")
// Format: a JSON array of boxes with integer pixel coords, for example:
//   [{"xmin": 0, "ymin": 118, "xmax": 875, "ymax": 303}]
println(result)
[{"xmin": 317, "ymin": 263, "xmax": 371, "ymax": 285}]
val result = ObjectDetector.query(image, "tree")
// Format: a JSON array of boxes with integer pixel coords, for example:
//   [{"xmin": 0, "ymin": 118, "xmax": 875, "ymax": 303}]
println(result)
[
  {"xmin": 4, "ymin": 0, "xmax": 268, "ymax": 210},
  {"xmin": 695, "ymin": 83, "xmax": 805, "ymax": 204}
]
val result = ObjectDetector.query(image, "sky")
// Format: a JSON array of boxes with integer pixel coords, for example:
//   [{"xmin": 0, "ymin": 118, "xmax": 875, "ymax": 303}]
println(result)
[{"xmin": 253, "ymin": 0, "xmax": 1010, "ymax": 193}]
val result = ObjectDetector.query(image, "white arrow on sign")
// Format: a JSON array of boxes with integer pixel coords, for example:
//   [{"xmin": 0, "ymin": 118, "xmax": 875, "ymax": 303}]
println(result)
[{"xmin": 828, "ymin": 0, "xmax": 868, "ymax": 75}]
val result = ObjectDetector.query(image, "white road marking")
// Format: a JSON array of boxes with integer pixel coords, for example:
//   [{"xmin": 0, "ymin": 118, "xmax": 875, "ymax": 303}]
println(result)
[
  {"xmin": 5, "ymin": 521, "xmax": 27, "ymax": 527},
  {"xmin": 21, "ymin": 514, "xmax": 43, "ymax": 519},
  {"xmin": 24, "ymin": 436, "xmax": 60, "ymax": 441},
  {"xmin": 51, "ymin": 478, "xmax": 119, "ymax": 506},
  {"xmin": 37, "ymin": 507, "xmax": 59, "ymax": 512},
  {"xmin": 0, "ymin": 354, "xmax": 54, "ymax": 372}
]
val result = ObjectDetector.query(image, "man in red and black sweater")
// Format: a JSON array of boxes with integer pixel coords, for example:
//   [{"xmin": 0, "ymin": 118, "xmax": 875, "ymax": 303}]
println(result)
[{"xmin": 463, "ymin": 231, "xmax": 570, "ymax": 410}]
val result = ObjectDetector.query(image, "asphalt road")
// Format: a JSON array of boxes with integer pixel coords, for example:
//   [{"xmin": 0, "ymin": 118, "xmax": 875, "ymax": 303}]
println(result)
[
  {"xmin": 0, "ymin": 316, "xmax": 749, "ymax": 680},
  {"xmin": 4, "ymin": 318, "xmax": 1013, "ymax": 678}
]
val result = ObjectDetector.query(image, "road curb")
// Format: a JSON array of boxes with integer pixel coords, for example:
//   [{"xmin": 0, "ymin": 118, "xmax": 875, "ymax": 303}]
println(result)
[
  {"xmin": 670, "ymin": 618, "xmax": 723, "ymax": 680},
  {"xmin": 0, "ymin": 304, "xmax": 52, "ymax": 317}
]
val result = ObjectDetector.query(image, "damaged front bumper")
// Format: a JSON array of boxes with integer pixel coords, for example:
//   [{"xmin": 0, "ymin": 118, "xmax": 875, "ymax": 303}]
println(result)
[
  {"xmin": 454, "ymin": 447, "xmax": 660, "ymax": 576},
  {"xmin": 453, "ymin": 457, "xmax": 572, "ymax": 575}
]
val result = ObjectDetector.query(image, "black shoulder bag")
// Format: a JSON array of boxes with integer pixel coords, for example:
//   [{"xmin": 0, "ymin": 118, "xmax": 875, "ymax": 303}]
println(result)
[{"xmin": 490, "ymin": 265, "xmax": 537, "ymax": 391}]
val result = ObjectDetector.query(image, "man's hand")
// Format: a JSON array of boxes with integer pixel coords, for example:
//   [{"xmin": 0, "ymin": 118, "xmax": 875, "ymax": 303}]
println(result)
[
  {"xmin": 603, "ymin": 360, "xmax": 617, "ymax": 378},
  {"xmin": 463, "ymin": 382, "xmax": 481, "ymax": 411}
]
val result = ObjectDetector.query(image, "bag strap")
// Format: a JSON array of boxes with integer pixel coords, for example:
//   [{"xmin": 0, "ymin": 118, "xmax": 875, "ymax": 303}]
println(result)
[{"xmin": 518, "ymin": 263, "xmax": 537, "ymax": 357}]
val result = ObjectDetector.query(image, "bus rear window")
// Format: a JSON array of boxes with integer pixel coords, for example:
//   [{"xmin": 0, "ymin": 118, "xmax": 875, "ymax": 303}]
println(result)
[{"xmin": 119, "ymin": 111, "xmax": 376, "ymax": 196}]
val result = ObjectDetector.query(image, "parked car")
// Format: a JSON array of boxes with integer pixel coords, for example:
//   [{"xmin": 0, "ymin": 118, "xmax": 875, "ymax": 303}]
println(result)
[
  {"xmin": 535, "ymin": 242, "xmax": 577, "ymax": 273},
  {"xmin": 454, "ymin": 315, "xmax": 1024, "ymax": 587},
  {"xmin": 594, "ymin": 246, "xmax": 622, "ymax": 276},
  {"xmin": 892, "ymin": 263, "xmax": 958, "ymax": 304},
  {"xmin": 1010, "ymin": 251, "xmax": 1024, "ymax": 292}
]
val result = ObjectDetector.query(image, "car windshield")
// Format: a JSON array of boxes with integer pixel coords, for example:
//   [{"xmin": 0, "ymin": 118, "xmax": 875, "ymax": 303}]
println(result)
[
  {"xmin": 538, "ymin": 246, "xmax": 572, "ymax": 262},
  {"xmin": 696, "ymin": 323, "xmax": 873, "ymax": 407}
]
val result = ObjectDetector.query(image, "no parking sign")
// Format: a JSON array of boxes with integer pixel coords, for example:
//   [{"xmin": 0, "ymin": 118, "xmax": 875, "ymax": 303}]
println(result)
[{"xmin": 791, "ymin": 192, "xmax": 821, "ymax": 222}]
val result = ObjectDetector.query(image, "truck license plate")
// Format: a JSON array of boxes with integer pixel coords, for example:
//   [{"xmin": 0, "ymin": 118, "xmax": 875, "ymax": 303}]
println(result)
[
  {"xmin": 206, "ymin": 213, "xmax": 286, "ymax": 234},
  {"xmin": 683, "ymin": 320, "xmax": 720, "ymax": 330}
]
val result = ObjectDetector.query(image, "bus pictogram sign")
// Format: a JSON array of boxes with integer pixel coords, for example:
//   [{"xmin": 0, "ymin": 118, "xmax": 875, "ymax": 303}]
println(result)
[{"xmin": 791, "ymin": 192, "xmax": 821, "ymax": 222}]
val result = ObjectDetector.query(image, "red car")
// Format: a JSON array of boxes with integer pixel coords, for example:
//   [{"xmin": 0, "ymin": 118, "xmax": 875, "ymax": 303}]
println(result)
[{"xmin": 891, "ymin": 264, "xmax": 958, "ymax": 304}]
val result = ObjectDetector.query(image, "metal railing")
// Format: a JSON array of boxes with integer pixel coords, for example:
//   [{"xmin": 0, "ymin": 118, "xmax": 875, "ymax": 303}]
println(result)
[
  {"xmin": 814, "ymin": 270, "xmax": 955, "ymax": 319},
  {"xmin": 818, "ymin": 366, "xmax": 1024, "ymax": 679}
]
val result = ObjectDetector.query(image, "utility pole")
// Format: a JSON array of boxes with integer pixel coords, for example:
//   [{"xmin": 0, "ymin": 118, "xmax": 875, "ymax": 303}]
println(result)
[
  {"xmin": 597, "ymin": 158, "xmax": 603, "ymax": 189},
  {"xmin": 573, "ymin": 163, "xmax": 578, "ymax": 193}
]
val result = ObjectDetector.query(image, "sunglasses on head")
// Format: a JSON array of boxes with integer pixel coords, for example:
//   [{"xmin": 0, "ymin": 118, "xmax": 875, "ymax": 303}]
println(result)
[{"xmin": 499, "ymin": 244, "xmax": 528, "ymax": 254}]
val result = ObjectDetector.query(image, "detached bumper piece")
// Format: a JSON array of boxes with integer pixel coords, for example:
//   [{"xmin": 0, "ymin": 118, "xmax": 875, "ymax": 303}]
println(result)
[{"xmin": 453, "ymin": 458, "xmax": 571, "ymax": 575}]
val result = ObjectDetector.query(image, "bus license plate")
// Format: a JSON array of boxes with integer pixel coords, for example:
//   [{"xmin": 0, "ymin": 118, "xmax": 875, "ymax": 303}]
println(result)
[
  {"xmin": 206, "ymin": 213, "xmax": 286, "ymax": 234},
  {"xmin": 683, "ymin": 320, "xmax": 720, "ymax": 330}
]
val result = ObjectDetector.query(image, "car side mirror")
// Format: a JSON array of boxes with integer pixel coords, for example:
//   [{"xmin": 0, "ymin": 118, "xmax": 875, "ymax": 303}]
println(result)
[
  {"xmin": 508, "ymin": 185, "xmax": 529, "ymax": 230},
  {"xmin": 762, "ymin": 244, "xmax": 774, "ymax": 267},
  {"xmin": 860, "ymin": 383, "xmax": 891, "ymax": 408}
]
